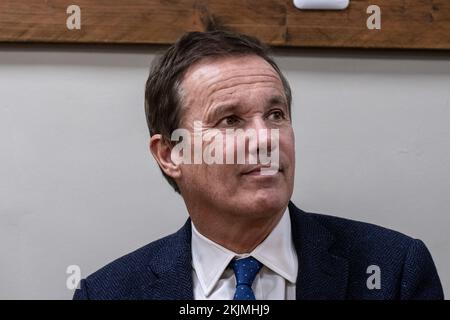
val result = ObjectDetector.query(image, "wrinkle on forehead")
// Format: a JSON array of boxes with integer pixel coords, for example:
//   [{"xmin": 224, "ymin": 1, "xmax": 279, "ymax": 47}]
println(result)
[
  {"xmin": 179, "ymin": 56, "xmax": 285, "ymax": 125},
  {"xmin": 205, "ymin": 73, "xmax": 281, "ymax": 95},
  {"xmin": 186, "ymin": 67, "xmax": 280, "ymax": 92}
]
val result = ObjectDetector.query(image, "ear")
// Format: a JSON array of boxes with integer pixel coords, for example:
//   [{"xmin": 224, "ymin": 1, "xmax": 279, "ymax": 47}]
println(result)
[{"xmin": 149, "ymin": 134, "xmax": 182, "ymax": 179}]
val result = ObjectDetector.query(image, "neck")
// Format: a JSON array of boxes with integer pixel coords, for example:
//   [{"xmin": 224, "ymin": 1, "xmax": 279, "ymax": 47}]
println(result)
[{"xmin": 190, "ymin": 205, "xmax": 286, "ymax": 254}]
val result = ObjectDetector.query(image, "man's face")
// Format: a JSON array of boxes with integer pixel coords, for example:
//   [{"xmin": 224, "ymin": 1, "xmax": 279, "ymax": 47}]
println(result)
[{"xmin": 176, "ymin": 55, "xmax": 295, "ymax": 218}]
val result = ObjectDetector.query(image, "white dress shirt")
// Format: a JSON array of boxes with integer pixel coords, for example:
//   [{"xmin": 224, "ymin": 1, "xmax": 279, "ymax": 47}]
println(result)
[{"xmin": 191, "ymin": 208, "xmax": 298, "ymax": 300}]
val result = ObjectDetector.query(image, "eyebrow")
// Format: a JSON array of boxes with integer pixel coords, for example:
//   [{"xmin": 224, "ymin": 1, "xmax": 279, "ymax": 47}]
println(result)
[
  {"xmin": 268, "ymin": 95, "xmax": 288, "ymax": 110},
  {"xmin": 206, "ymin": 104, "xmax": 240, "ymax": 123},
  {"xmin": 206, "ymin": 95, "xmax": 288, "ymax": 123}
]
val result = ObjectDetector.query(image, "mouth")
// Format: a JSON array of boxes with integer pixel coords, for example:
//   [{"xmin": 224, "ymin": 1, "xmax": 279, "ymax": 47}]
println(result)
[{"xmin": 241, "ymin": 165, "xmax": 282, "ymax": 176}]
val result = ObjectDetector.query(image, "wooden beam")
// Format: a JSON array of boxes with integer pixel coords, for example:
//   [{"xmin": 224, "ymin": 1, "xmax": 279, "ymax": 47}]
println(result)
[{"xmin": 0, "ymin": 0, "xmax": 449, "ymax": 49}]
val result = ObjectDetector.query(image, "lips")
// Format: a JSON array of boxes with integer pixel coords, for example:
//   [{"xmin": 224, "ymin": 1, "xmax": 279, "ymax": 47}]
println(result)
[{"xmin": 241, "ymin": 165, "xmax": 281, "ymax": 175}]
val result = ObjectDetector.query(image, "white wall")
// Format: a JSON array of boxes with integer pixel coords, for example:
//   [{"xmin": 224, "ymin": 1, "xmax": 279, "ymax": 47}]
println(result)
[{"xmin": 0, "ymin": 44, "xmax": 448, "ymax": 299}]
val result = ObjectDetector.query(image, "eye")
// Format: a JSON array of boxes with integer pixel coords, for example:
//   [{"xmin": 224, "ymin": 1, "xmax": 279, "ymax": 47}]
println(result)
[
  {"xmin": 218, "ymin": 115, "xmax": 240, "ymax": 127},
  {"xmin": 267, "ymin": 110, "xmax": 285, "ymax": 121}
]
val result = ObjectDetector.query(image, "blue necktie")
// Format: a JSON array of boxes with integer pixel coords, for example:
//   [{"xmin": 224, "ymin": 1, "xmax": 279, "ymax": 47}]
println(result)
[{"xmin": 230, "ymin": 256, "xmax": 263, "ymax": 300}]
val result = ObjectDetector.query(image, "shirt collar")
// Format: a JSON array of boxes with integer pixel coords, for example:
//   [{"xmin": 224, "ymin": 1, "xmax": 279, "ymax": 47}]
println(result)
[{"xmin": 191, "ymin": 207, "xmax": 298, "ymax": 297}]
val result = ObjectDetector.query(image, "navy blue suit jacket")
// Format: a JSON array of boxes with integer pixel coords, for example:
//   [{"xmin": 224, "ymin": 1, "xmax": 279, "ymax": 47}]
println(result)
[{"xmin": 73, "ymin": 201, "xmax": 444, "ymax": 300}]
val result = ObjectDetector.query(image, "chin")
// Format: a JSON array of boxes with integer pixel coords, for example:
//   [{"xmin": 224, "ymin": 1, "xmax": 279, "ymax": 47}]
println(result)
[{"xmin": 240, "ymin": 189, "xmax": 288, "ymax": 217}]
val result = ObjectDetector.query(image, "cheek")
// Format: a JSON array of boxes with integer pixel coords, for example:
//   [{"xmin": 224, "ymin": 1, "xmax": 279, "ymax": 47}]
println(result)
[
  {"xmin": 280, "ymin": 129, "xmax": 296, "ymax": 161},
  {"xmin": 182, "ymin": 163, "xmax": 236, "ymax": 186}
]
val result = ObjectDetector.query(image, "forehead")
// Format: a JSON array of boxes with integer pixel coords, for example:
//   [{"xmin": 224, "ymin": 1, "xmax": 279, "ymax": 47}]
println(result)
[{"xmin": 180, "ymin": 55, "xmax": 284, "ymax": 99}]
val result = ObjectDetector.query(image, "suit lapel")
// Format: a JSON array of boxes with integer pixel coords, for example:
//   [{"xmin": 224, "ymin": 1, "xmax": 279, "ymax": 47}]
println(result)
[
  {"xmin": 289, "ymin": 201, "xmax": 349, "ymax": 300},
  {"xmin": 142, "ymin": 220, "xmax": 194, "ymax": 300}
]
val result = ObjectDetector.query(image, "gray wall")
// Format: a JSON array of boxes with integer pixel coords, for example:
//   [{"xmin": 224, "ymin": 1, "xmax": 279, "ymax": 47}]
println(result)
[{"xmin": 0, "ymin": 45, "xmax": 448, "ymax": 299}]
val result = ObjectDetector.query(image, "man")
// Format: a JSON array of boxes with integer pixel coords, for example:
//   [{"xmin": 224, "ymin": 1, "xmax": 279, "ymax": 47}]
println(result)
[{"xmin": 73, "ymin": 30, "xmax": 443, "ymax": 300}]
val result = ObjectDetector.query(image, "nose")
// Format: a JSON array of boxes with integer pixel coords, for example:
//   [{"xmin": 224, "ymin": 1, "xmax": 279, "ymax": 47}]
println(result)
[{"xmin": 246, "ymin": 117, "xmax": 276, "ymax": 164}]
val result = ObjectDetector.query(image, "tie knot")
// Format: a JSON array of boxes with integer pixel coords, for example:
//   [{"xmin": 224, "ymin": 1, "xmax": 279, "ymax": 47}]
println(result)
[{"xmin": 230, "ymin": 256, "xmax": 263, "ymax": 286}]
